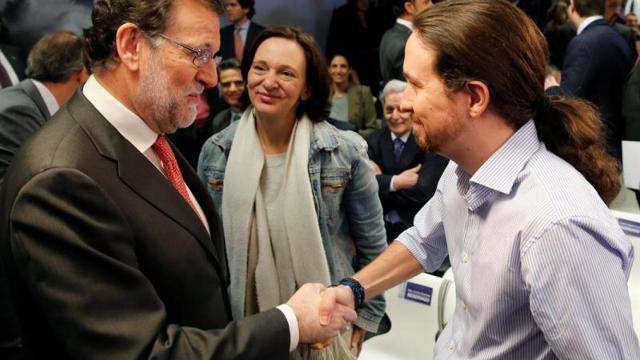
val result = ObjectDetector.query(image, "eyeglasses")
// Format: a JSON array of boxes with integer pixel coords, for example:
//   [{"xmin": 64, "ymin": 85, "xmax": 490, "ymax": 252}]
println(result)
[{"xmin": 158, "ymin": 34, "xmax": 221, "ymax": 68}]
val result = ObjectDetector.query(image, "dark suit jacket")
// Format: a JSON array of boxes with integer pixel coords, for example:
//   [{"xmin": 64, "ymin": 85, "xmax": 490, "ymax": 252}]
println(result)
[
  {"xmin": 613, "ymin": 22, "xmax": 638, "ymax": 61},
  {"xmin": 0, "ymin": 92, "xmax": 289, "ymax": 359},
  {"xmin": 0, "ymin": 79, "xmax": 50, "ymax": 358},
  {"xmin": 379, "ymin": 22, "xmax": 410, "ymax": 84},
  {"xmin": 0, "ymin": 79, "xmax": 50, "ymax": 188},
  {"xmin": 218, "ymin": 21, "xmax": 265, "ymax": 61},
  {"xmin": 623, "ymin": 64, "xmax": 640, "ymax": 141},
  {"xmin": 367, "ymin": 127, "xmax": 448, "ymax": 226},
  {"xmin": 561, "ymin": 19, "xmax": 634, "ymax": 158},
  {"xmin": 0, "ymin": 44, "xmax": 25, "ymax": 83},
  {"xmin": 211, "ymin": 108, "xmax": 234, "ymax": 135}
]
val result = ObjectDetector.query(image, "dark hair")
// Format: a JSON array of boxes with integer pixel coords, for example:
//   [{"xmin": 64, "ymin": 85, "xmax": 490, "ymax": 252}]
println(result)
[
  {"xmin": 26, "ymin": 31, "xmax": 86, "ymax": 83},
  {"xmin": 84, "ymin": 0, "xmax": 223, "ymax": 69},
  {"xmin": 545, "ymin": 0, "xmax": 568, "ymax": 34},
  {"xmin": 218, "ymin": 57, "xmax": 242, "ymax": 73},
  {"xmin": 237, "ymin": 0, "xmax": 256, "ymax": 19},
  {"xmin": 241, "ymin": 26, "xmax": 331, "ymax": 123},
  {"xmin": 573, "ymin": 0, "xmax": 605, "ymax": 17},
  {"xmin": 415, "ymin": 0, "xmax": 619, "ymax": 204},
  {"xmin": 392, "ymin": 0, "xmax": 413, "ymax": 17}
]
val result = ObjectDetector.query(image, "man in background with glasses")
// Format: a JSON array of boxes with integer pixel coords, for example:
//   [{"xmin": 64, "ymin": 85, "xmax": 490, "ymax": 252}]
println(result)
[{"xmin": 0, "ymin": 0, "xmax": 355, "ymax": 359}]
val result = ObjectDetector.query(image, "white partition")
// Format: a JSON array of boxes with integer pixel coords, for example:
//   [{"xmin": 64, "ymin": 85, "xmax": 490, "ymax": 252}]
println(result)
[
  {"xmin": 611, "ymin": 209, "xmax": 640, "ymax": 339},
  {"xmin": 359, "ymin": 272, "xmax": 455, "ymax": 360}
]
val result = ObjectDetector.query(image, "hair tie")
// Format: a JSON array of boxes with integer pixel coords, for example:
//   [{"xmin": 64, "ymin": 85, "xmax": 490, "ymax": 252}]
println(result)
[{"xmin": 538, "ymin": 96, "xmax": 553, "ymax": 113}]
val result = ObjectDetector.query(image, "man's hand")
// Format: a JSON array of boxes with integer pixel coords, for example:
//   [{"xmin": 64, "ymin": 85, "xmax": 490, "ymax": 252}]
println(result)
[
  {"xmin": 287, "ymin": 283, "xmax": 357, "ymax": 345},
  {"xmin": 392, "ymin": 164, "xmax": 421, "ymax": 190},
  {"xmin": 350, "ymin": 325, "xmax": 366, "ymax": 356},
  {"xmin": 370, "ymin": 160, "xmax": 382, "ymax": 176}
]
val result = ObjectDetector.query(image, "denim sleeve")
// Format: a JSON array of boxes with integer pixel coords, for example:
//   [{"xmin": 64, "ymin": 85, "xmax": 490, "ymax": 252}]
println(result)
[{"xmin": 343, "ymin": 143, "xmax": 388, "ymax": 333}]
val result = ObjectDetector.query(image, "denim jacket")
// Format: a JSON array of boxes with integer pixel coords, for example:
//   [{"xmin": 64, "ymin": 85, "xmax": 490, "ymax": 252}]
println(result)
[{"xmin": 197, "ymin": 120, "xmax": 387, "ymax": 333}]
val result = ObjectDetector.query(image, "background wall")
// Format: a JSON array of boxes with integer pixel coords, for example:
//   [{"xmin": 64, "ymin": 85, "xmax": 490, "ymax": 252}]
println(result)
[{"xmin": 1, "ymin": 0, "xmax": 350, "ymax": 58}]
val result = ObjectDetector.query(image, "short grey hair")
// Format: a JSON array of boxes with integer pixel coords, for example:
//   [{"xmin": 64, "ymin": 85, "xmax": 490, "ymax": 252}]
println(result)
[
  {"xmin": 26, "ymin": 31, "xmax": 85, "ymax": 83},
  {"xmin": 379, "ymin": 79, "xmax": 407, "ymax": 105}
]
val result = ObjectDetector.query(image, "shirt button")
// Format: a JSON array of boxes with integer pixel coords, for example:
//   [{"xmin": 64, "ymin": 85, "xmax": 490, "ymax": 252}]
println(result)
[
  {"xmin": 461, "ymin": 302, "xmax": 467, "ymax": 311},
  {"xmin": 448, "ymin": 340, "xmax": 455, "ymax": 350},
  {"xmin": 462, "ymin": 254, "xmax": 469, "ymax": 263}
]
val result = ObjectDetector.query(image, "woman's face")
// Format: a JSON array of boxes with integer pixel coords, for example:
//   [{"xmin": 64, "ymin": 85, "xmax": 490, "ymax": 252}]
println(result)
[
  {"xmin": 247, "ymin": 37, "xmax": 309, "ymax": 121},
  {"xmin": 329, "ymin": 55, "xmax": 351, "ymax": 87}
]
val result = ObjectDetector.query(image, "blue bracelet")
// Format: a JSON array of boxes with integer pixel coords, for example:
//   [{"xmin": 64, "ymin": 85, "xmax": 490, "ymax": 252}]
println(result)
[{"xmin": 338, "ymin": 277, "xmax": 365, "ymax": 308}]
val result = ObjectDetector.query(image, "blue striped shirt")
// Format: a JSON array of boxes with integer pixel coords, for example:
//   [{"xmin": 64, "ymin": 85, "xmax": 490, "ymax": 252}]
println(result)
[{"xmin": 398, "ymin": 120, "xmax": 640, "ymax": 359}]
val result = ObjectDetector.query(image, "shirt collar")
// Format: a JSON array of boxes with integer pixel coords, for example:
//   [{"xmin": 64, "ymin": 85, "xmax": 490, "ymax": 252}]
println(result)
[
  {"xmin": 31, "ymin": 79, "xmax": 59, "ymax": 116},
  {"xmin": 236, "ymin": 19, "xmax": 251, "ymax": 31},
  {"xmin": 396, "ymin": 18, "xmax": 413, "ymax": 31},
  {"xmin": 82, "ymin": 75, "xmax": 158, "ymax": 153},
  {"xmin": 577, "ymin": 15, "xmax": 603, "ymax": 35},
  {"xmin": 390, "ymin": 130, "xmax": 411, "ymax": 143},
  {"xmin": 455, "ymin": 120, "xmax": 541, "ymax": 210}
]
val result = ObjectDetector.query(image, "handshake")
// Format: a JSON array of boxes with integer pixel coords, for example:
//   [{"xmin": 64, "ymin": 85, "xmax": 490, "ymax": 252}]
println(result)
[{"xmin": 287, "ymin": 283, "xmax": 358, "ymax": 347}]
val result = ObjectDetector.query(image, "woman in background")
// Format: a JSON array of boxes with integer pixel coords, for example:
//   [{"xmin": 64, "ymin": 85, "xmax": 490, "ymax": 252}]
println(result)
[
  {"xmin": 198, "ymin": 27, "xmax": 387, "ymax": 359},
  {"xmin": 328, "ymin": 53, "xmax": 378, "ymax": 139}
]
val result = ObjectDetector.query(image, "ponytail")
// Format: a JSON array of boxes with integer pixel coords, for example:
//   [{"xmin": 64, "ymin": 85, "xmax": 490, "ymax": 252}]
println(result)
[{"xmin": 534, "ymin": 96, "xmax": 620, "ymax": 205}]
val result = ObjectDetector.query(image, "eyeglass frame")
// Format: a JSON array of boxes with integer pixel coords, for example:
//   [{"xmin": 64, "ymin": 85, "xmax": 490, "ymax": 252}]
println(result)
[{"xmin": 157, "ymin": 33, "xmax": 221, "ymax": 68}]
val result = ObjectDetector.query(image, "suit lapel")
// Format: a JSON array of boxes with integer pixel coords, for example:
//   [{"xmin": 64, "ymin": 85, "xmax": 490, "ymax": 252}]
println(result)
[{"xmin": 66, "ymin": 93, "xmax": 223, "ymax": 270}]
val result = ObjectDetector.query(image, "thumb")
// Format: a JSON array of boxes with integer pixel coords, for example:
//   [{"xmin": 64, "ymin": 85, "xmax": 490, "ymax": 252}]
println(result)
[
  {"xmin": 411, "ymin": 164, "xmax": 422, "ymax": 173},
  {"xmin": 319, "ymin": 288, "xmax": 336, "ymax": 326}
]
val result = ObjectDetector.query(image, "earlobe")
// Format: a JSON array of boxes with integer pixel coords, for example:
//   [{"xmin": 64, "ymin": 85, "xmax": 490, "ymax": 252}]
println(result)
[
  {"xmin": 464, "ymin": 81, "xmax": 490, "ymax": 118},
  {"xmin": 115, "ymin": 23, "xmax": 143, "ymax": 72},
  {"xmin": 301, "ymin": 87, "xmax": 311, "ymax": 101}
]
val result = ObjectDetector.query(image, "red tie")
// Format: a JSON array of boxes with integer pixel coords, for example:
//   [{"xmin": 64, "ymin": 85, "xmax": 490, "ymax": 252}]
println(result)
[
  {"xmin": 153, "ymin": 136, "xmax": 201, "ymax": 219},
  {"xmin": 234, "ymin": 26, "xmax": 244, "ymax": 61}
]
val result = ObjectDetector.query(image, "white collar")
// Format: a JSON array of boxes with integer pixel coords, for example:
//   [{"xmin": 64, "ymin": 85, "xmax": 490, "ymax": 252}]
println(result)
[
  {"xmin": 396, "ymin": 18, "xmax": 413, "ymax": 31},
  {"xmin": 82, "ymin": 75, "xmax": 158, "ymax": 153},
  {"xmin": 391, "ymin": 130, "xmax": 411, "ymax": 143},
  {"xmin": 31, "ymin": 80, "xmax": 59, "ymax": 116},
  {"xmin": 577, "ymin": 15, "xmax": 603, "ymax": 35}
]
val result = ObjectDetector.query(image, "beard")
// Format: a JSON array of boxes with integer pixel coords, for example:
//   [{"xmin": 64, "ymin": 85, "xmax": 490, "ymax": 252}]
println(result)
[
  {"xmin": 135, "ymin": 54, "xmax": 201, "ymax": 133},
  {"xmin": 412, "ymin": 113, "xmax": 463, "ymax": 153}
]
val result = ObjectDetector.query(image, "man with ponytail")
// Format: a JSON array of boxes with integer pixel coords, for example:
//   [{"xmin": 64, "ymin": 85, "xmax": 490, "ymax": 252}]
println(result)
[{"xmin": 322, "ymin": 0, "xmax": 640, "ymax": 358}]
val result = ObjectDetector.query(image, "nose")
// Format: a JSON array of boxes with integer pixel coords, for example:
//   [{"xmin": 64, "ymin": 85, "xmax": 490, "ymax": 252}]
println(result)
[
  {"xmin": 196, "ymin": 61, "xmax": 218, "ymax": 89},
  {"xmin": 262, "ymin": 71, "xmax": 277, "ymax": 90},
  {"xmin": 399, "ymin": 89, "xmax": 414, "ymax": 113}
]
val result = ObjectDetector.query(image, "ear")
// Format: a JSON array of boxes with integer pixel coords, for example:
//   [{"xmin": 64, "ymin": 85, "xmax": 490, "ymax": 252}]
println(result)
[
  {"xmin": 463, "ymin": 80, "xmax": 490, "ymax": 118},
  {"xmin": 115, "ymin": 23, "xmax": 144, "ymax": 72},
  {"xmin": 301, "ymin": 86, "xmax": 311, "ymax": 101},
  {"xmin": 404, "ymin": 1, "xmax": 415, "ymax": 15}
]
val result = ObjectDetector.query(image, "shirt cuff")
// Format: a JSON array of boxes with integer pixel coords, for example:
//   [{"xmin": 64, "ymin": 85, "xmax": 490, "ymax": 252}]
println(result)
[
  {"xmin": 276, "ymin": 304, "xmax": 299, "ymax": 352},
  {"xmin": 390, "ymin": 175, "xmax": 398, "ymax": 192}
]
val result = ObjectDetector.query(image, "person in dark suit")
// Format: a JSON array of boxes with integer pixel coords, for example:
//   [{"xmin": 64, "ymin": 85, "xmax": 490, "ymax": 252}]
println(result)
[
  {"xmin": 218, "ymin": 0, "xmax": 265, "ymax": 62},
  {"xmin": 379, "ymin": 0, "xmax": 431, "ymax": 84},
  {"xmin": 367, "ymin": 80, "xmax": 448, "ymax": 242},
  {"xmin": 0, "ymin": 29, "xmax": 87, "ymax": 360},
  {"xmin": 0, "ymin": 1, "xmax": 355, "ymax": 359},
  {"xmin": 211, "ymin": 57, "xmax": 246, "ymax": 134},
  {"xmin": 622, "ymin": 63, "xmax": 640, "ymax": 205},
  {"xmin": 560, "ymin": 0, "xmax": 634, "ymax": 158},
  {"xmin": 0, "ymin": 30, "xmax": 88, "ymax": 187},
  {"xmin": 325, "ymin": 0, "xmax": 386, "ymax": 94}
]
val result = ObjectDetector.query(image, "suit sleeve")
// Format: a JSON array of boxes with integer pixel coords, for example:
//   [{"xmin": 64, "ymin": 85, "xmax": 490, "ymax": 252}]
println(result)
[
  {"xmin": 0, "ymin": 105, "xmax": 44, "ymax": 187},
  {"xmin": 561, "ymin": 39, "xmax": 594, "ymax": 97},
  {"xmin": 7, "ymin": 168, "xmax": 290, "ymax": 360},
  {"xmin": 379, "ymin": 155, "xmax": 449, "ymax": 214}
]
